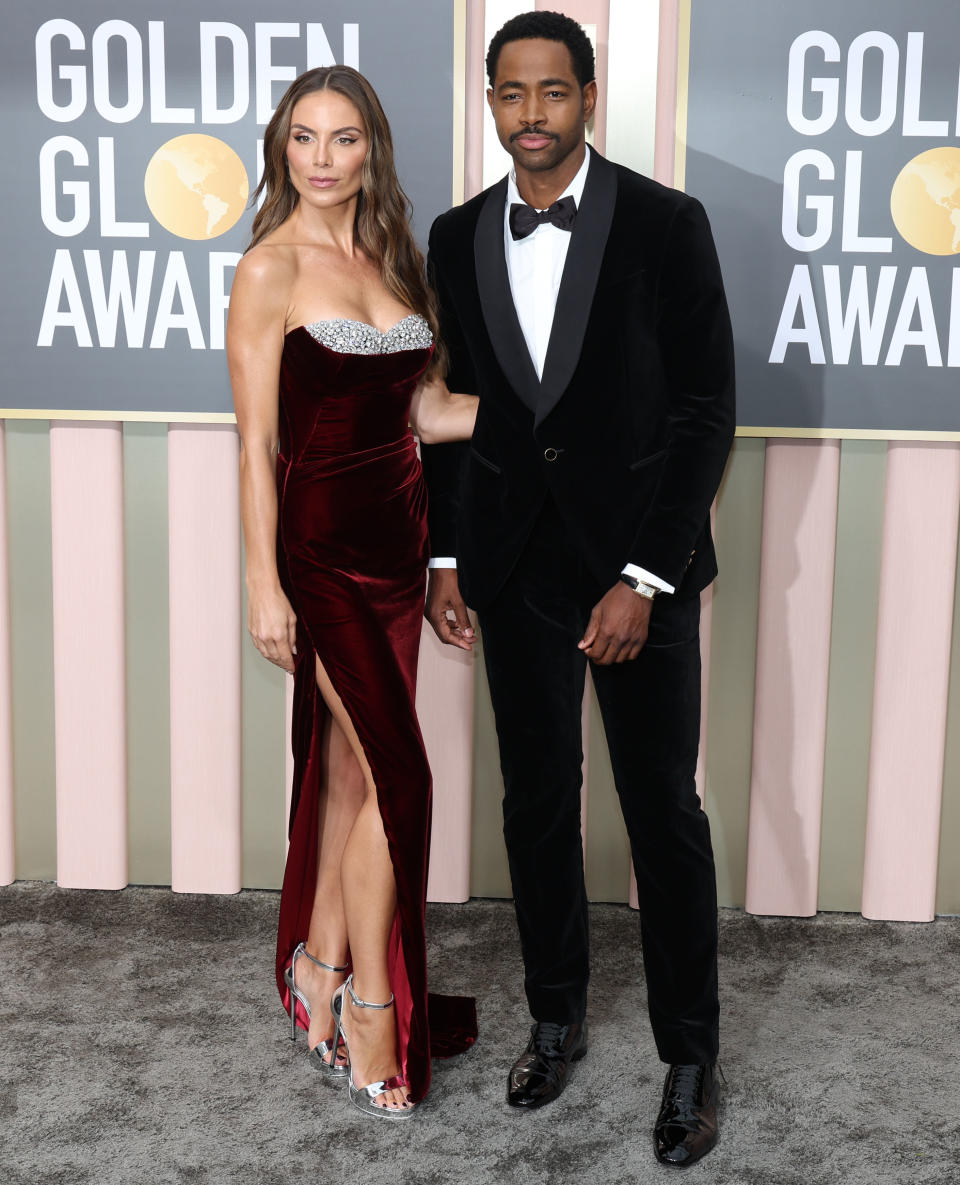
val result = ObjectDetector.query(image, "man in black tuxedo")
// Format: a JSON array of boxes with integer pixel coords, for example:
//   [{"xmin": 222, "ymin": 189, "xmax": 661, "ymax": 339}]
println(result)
[{"xmin": 422, "ymin": 11, "xmax": 734, "ymax": 1167}]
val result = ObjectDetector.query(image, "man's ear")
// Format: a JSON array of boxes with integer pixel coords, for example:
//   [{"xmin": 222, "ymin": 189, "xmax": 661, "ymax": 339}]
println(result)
[{"xmin": 583, "ymin": 80, "xmax": 598, "ymax": 122}]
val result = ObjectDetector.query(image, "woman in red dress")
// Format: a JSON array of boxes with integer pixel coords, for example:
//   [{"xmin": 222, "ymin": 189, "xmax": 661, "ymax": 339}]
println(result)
[{"xmin": 228, "ymin": 66, "xmax": 477, "ymax": 1119}]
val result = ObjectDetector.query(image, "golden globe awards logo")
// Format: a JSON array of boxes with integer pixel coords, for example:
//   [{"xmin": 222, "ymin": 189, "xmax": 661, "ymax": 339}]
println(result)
[
  {"xmin": 35, "ymin": 18, "xmax": 358, "ymax": 351},
  {"xmin": 770, "ymin": 29, "xmax": 960, "ymax": 368},
  {"xmin": 891, "ymin": 147, "xmax": 960, "ymax": 256},
  {"xmin": 144, "ymin": 134, "xmax": 249, "ymax": 241}
]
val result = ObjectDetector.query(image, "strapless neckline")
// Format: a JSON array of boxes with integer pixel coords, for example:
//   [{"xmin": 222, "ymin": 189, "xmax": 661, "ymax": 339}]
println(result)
[
  {"xmin": 291, "ymin": 313, "xmax": 424, "ymax": 337},
  {"xmin": 286, "ymin": 314, "xmax": 433, "ymax": 357}
]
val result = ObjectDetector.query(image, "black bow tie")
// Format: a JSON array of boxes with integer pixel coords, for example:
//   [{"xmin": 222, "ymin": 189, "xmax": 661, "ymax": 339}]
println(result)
[{"xmin": 509, "ymin": 195, "xmax": 577, "ymax": 240}]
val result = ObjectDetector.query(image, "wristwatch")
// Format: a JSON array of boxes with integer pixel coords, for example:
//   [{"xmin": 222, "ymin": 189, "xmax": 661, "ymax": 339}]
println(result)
[{"xmin": 619, "ymin": 573, "xmax": 658, "ymax": 599}]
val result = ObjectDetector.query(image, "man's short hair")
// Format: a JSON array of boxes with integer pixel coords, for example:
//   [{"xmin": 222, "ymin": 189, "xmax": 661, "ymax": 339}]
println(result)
[{"xmin": 486, "ymin": 10, "xmax": 596, "ymax": 90}]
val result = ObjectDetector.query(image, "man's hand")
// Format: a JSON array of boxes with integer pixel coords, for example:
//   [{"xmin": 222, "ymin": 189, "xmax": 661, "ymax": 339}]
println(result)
[
  {"xmin": 578, "ymin": 581, "xmax": 653, "ymax": 665},
  {"xmin": 426, "ymin": 568, "xmax": 476, "ymax": 651}
]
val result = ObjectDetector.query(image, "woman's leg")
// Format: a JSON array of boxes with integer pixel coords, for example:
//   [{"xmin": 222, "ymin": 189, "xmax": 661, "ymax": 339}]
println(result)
[
  {"xmin": 293, "ymin": 711, "xmax": 366, "ymax": 1059},
  {"xmin": 313, "ymin": 655, "xmax": 410, "ymax": 1110}
]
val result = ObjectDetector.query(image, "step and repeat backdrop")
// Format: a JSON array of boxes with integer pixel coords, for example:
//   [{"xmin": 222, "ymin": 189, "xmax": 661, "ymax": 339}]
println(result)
[
  {"xmin": 687, "ymin": 0, "xmax": 960, "ymax": 435},
  {"xmin": 1, "ymin": 0, "xmax": 959, "ymax": 921},
  {"xmin": 2, "ymin": 1, "xmax": 454, "ymax": 418}
]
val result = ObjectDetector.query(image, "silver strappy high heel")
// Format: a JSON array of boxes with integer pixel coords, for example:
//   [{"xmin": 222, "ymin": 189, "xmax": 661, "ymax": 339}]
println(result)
[
  {"xmin": 330, "ymin": 974, "xmax": 417, "ymax": 1119},
  {"xmin": 283, "ymin": 941, "xmax": 349, "ymax": 1079}
]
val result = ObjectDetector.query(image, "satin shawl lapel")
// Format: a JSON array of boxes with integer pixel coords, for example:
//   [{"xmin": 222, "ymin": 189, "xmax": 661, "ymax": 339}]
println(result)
[
  {"xmin": 473, "ymin": 178, "xmax": 541, "ymax": 413},
  {"xmin": 536, "ymin": 149, "xmax": 618, "ymax": 427}
]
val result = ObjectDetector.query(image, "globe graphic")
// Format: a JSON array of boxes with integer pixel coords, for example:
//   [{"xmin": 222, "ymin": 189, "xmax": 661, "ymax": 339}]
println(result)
[
  {"xmin": 144, "ymin": 134, "xmax": 249, "ymax": 241},
  {"xmin": 890, "ymin": 147, "xmax": 960, "ymax": 256}
]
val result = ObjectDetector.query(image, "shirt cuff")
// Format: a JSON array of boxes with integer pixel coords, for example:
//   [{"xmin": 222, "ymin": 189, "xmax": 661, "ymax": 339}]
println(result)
[
  {"xmin": 428, "ymin": 557, "xmax": 457, "ymax": 569},
  {"xmin": 621, "ymin": 563, "xmax": 675, "ymax": 595}
]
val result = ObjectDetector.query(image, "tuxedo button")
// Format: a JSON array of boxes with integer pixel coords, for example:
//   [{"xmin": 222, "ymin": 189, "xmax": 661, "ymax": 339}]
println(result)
[{"xmin": 544, "ymin": 447, "xmax": 559, "ymax": 462}]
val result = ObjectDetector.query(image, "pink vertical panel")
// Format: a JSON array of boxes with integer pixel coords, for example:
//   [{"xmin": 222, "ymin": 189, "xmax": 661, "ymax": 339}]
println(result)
[
  {"xmin": 0, "ymin": 424, "xmax": 13, "ymax": 886},
  {"xmin": 745, "ymin": 441, "xmax": 840, "ymax": 917},
  {"xmin": 538, "ymin": 0, "xmax": 609, "ymax": 155},
  {"xmin": 49, "ymin": 423, "xmax": 127, "ymax": 890},
  {"xmin": 863, "ymin": 444, "xmax": 960, "ymax": 922},
  {"xmin": 168, "ymin": 425, "xmax": 242, "ymax": 894},
  {"xmin": 420, "ymin": 626, "xmax": 475, "ymax": 903},
  {"xmin": 465, "ymin": 0, "xmax": 486, "ymax": 200}
]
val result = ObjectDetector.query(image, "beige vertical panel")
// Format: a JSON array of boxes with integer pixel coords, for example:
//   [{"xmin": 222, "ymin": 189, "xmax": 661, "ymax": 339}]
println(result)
[
  {"xmin": 6, "ymin": 422, "xmax": 56, "ymax": 880},
  {"xmin": 936, "ymin": 529, "xmax": 960, "ymax": 916},
  {"xmin": 746, "ymin": 441, "xmax": 840, "ymax": 917},
  {"xmin": 168, "ymin": 425, "xmax": 242, "ymax": 894},
  {"xmin": 584, "ymin": 685, "xmax": 633, "ymax": 902},
  {"xmin": 241, "ymin": 565, "xmax": 286, "ymax": 891},
  {"xmin": 863, "ymin": 444, "xmax": 960, "ymax": 922},
  {"xmin": 0, "ymin": 425, "xmax": 13, "ymax": 885},
  {"xmin": 469, "ymin": 631, "xmax": 512, "ymax": 898},
  {"xmin": 704, "ymin": 439, "xmax": 765, "ymax": 908},
  {"xmin": 124, "ymin": 424, "xmax": 172, "ymax": 887},
  {"xmin": 607, "ymin": 0, "xmax": 659, "ymax": 178},
  {"xmin": 50, "ymin": 423, "xmax": 127, "ymax": 890},
  {"xmin": 818, "ymin": 441, "xmax": 886, "ymax": 912}
]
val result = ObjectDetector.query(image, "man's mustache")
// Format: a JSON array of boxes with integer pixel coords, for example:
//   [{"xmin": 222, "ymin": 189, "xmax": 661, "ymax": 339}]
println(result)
[{"xmin": 510, "ymin": 129, "xmax": 559, "ymax": 142}]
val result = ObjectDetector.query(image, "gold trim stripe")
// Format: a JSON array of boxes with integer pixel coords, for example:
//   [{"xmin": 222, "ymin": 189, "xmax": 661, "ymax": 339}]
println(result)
[
  {"xmin": 737, "ymin": 426, "xmax": 960, "ymax": 441},
  {"xmin": 0, "ymin": 410, "xmax": 236, "ymax": 424}
]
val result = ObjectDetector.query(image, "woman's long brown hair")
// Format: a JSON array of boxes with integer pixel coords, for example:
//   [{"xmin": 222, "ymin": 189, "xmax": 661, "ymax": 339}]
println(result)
[{"xmin": 249, "ymin": 66, "xmax": 446, "ymax": 377}]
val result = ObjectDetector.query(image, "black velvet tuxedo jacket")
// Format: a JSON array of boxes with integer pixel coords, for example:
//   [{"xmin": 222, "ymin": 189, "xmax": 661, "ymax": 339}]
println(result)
[{"xmin": 422, "ymin": 147, "xmax": 735, "ymax": 613}]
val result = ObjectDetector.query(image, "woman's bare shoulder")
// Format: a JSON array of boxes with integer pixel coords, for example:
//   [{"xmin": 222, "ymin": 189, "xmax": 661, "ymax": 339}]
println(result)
[{"xmin": 235, "ymin": 238, "xmax": 300, "ymax": 288}]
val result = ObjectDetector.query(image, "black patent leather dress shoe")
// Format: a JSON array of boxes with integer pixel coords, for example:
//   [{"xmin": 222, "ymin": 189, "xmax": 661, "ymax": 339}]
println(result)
[
  {"xmin": 653, "ymin": 1062, "xmax": 721, "ymax": 1168},
  {"xmin": 506, "ymin": 1020, "xmax": 588, "ymax": 1109}
]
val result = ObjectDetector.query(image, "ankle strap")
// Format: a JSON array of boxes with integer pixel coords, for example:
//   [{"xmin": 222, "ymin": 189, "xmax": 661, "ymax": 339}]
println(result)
[
  {"xmin": 346, "ymin": 974, "xmax": 395, "ymax": 1010},
  {"xmin": 295, "ymin": 941, "xmax": 348, "ymax": 975}
]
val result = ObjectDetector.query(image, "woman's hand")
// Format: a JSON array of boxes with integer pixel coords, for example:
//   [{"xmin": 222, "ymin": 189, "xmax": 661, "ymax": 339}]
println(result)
[
  {"xmin": 410, "ymin": 377, "xmax": 478, "ymax": 444},
  {"xmin": 248, "ymin": 585, "xmax": 298, "ymax": 673}
]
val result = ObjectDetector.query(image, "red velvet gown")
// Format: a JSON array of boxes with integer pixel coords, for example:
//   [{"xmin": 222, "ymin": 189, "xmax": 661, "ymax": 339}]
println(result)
[{"xmin": 273, "ymin": 315, "xmax": 477, "ymax": 1103}]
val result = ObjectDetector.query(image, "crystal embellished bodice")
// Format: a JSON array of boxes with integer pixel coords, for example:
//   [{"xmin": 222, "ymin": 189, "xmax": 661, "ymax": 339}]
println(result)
[
  {"xmin": 278, "ymin": 312, "xmax": 434, "ymax": 464},
  {"xmin": 302, "ymin": 314, "xmax": 433, "ymax": 355}
]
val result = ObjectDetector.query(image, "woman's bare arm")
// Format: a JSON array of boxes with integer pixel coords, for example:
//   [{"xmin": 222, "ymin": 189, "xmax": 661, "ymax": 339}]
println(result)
[
  {"xmin": 227, "ymin": 248, "xmax": 298, "ymax": 673},
  {"xmin": 409, "ymin": 377, "xmax": 478, "ymax": 444}
]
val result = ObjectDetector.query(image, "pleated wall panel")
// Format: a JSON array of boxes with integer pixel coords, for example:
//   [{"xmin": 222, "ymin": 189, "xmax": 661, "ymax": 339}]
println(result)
[
  {"xmin": 746, "ymin": 441, "xmax": 841, "ymax": 917},
  {"xmin": 704, "ymin": 439, "xmax": 766, "ymax": 908},
  {"xmin": 50, "ymin": 423, "xmax": 127, "ymax": 890},
  {"xmin": 6, "ymin": 422, "xmax": 56, "ymax": 882},
  {"xmin": 817, "ymin": 441, "xmax": 886, "ymax": 911},
  {"xmin": 419, "ymin": 627, "xmax": 475, "ymax": 902},
  {"xmin": 124, "ymin": 424, "xmax": 172, "ymax": 886},
  {"xmin": 168, "ymin": 425, "xmax": 242, "ymax": 894},
  {"xmin": 863, "ymin": 444, "xmax": 960, "ymax": 922}
]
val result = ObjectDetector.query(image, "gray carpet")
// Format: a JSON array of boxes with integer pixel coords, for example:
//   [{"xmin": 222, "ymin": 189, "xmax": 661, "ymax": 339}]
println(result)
[{"xmin": 1, "ymin": 883, "xmax": 958, "ymax": 1185}]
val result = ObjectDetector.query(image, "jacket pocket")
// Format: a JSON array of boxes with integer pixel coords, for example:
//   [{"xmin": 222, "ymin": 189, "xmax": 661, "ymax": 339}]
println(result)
[
  {"xmin": 629, "ymin": 447, "xmax": 667, "ymax": 472},
  {"xmin": 470, "ymin": 446, "xmax": 503, "ymax": 475}
]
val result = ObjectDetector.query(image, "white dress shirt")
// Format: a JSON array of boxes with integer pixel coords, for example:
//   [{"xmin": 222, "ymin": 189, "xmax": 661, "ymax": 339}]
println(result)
[{"xmin": 430, "ymin": 151, "xmax": 673, "ymax": 595}]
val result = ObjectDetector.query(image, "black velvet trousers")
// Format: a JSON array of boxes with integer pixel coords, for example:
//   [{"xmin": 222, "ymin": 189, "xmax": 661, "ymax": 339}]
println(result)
[{"xmin": 478, "ymin": 498, "xmax": 720, "ymax": 1065}]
